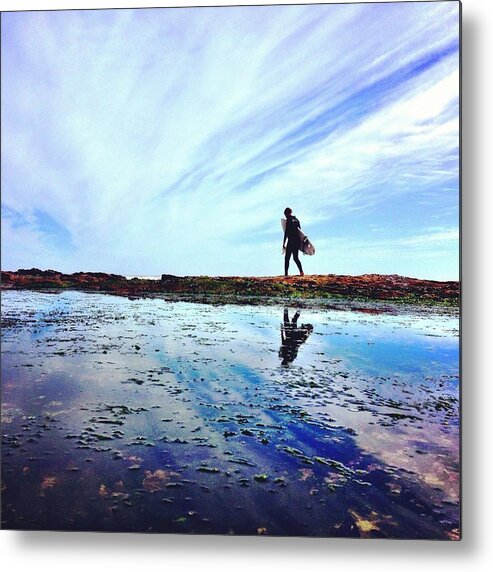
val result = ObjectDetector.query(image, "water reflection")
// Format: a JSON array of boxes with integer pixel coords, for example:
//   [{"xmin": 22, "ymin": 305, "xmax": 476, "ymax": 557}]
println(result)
[
  {"xmin": 279, "ymin": 308, "xmax": 313, "ymax": 366},
  {"xmin": 1, "ymin": 291, "xmax": 459, "ymax": 537}
]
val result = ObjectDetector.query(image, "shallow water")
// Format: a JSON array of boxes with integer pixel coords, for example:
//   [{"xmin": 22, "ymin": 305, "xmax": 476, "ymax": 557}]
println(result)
[{"xmin": 1, "ymin": 290, "xmax": 459, "ymax": 537}]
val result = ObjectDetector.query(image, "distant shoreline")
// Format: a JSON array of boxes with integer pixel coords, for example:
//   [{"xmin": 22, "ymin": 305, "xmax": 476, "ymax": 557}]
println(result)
[{"xmin": 1, "ymin": 268, "xmax": 459, "ymax": 307}]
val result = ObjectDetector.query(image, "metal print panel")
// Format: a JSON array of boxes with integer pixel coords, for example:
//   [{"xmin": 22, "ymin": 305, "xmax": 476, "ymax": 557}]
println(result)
[{"xmin": 1, "ymin": 1, "xmax": 460, "ymax": 538}]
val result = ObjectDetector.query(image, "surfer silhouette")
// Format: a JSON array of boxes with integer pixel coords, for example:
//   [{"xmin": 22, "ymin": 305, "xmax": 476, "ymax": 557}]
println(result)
[
  {"xmin": 282, "ymin": 207, "xmax": 304, "ymax": 277},
  {"xmin": 279, "ymin": 308, "xmax": 313, "ymax": 366}
]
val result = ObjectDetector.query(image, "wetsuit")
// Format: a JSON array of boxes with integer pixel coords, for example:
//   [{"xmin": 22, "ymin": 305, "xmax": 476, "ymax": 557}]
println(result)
[{"xmin": 284, "ymin": 215, "xmax": 304, "ymax": 276}]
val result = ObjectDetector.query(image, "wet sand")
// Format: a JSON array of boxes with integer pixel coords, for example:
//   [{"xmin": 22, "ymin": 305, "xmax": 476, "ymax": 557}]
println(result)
[{"xmin": 1, "ymin": 290, "xmax": 459, "ymax": 537}]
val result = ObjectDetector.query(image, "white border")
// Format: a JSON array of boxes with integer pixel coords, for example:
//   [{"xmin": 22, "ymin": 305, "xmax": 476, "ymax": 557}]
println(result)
[{"xmin": 2, "ymin": 0, "xmax": 492, "ymax": 570}]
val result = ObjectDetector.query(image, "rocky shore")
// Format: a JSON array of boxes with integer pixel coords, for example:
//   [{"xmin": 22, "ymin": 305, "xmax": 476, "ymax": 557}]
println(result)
[{"xmin": 1, "ymin": 268, "xmax": 459, "ymax": 305}]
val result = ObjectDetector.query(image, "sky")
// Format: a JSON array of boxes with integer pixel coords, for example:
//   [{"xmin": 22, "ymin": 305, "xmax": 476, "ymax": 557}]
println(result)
[{"xmin": 1, "ymin": 2, "xmax": 460, "ymax": 279}]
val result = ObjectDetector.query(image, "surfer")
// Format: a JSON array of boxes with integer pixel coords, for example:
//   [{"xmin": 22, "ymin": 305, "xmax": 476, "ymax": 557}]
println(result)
[{"xmin": 282, "ymin": 207, "xmax": 304, "ymax": 277}]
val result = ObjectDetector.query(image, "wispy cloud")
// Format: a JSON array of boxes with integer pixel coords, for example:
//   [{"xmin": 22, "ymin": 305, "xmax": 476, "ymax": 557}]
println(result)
[
  {"xmin": 1, "ymin": 2, "xmax": 459, "ymax": 278},
  {"xmin": 398, "ymin": 228, "xmax": 459, "ymax": 247}
]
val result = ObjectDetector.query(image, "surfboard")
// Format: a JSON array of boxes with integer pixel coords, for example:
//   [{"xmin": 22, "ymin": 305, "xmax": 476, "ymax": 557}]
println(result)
[
  {"xmin": 299, "ymin": 229, "xmax": 316, "ymax": 256},
  {"xmin": 281, "ymin": 218, "xmax": 315, "ymax": 256}
]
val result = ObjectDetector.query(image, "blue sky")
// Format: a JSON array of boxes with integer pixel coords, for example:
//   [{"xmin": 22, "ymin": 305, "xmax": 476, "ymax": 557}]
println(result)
[{"xmin": 1, "ymin": 2, "xmax": 459, "ymax": 279}]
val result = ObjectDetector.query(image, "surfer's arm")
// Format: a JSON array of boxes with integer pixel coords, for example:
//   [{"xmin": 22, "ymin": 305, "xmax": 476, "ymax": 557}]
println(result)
[{"xmin": 283, "ymin": 228, "xmax": 287, "ymax": 248}]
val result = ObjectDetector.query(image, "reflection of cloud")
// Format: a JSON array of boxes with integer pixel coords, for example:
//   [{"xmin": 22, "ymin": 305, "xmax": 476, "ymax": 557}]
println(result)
[
  {"xmin": 330, "ymin": 408, "xmax": 460, "ymax": 504},
  {"xmin": 142, "ymin": 469, "xmax": 180, "ymax": 492},
  {"xmin": 2, "ymin": 3, "xmax": 459, "ymax": 278}
]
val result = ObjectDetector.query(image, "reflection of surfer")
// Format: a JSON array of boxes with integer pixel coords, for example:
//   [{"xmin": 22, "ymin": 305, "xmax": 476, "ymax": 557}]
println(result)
[
  {"xmin": 279, "ymin": 308, "xmax": 313, "ymax": 366},
  {"xmin": 282, "ymin": 207, "xmax": 304, "ymax": 277}
]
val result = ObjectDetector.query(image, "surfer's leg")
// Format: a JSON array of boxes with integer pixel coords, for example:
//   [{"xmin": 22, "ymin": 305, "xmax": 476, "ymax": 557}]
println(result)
[
  {"xmin": 293, "ymin": 249, "xmax": 304, "ymax": 275},
  {"xmin": 284, "ymin": 245, "xmax": 292, "ymax": 276},
  {"xmin": 292, "ymin": 310, "xmax": 300, "ymax": 327}
]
